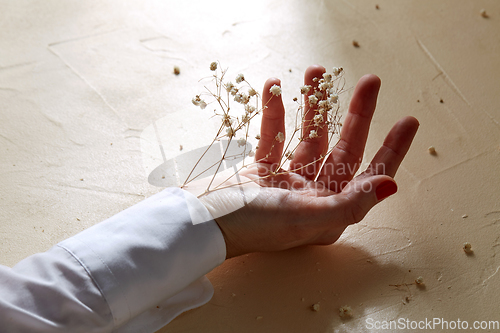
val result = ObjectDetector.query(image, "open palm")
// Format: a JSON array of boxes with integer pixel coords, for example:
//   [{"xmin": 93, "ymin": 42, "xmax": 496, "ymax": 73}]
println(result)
[{"xmin": 198, "ymin": 65, "xmax": 419, "ymax": 259}]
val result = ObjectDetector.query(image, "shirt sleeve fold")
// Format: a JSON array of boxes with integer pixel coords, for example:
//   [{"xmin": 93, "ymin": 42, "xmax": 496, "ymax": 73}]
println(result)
[{"xmin": 0, "ymin": 187, "xmax": 226, "ymax": 333}]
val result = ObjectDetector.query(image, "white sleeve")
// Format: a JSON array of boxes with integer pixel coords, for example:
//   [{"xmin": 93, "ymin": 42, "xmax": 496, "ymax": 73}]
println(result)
[{"xmin": 0, "ymin": 187, "xmax": 226, "ymax": 333}]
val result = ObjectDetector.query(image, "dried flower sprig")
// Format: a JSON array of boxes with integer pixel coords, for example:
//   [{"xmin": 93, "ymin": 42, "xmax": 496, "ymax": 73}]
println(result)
[{"xmin": 181, "ymin": 62, "xmax": 347, "ymax": 197}]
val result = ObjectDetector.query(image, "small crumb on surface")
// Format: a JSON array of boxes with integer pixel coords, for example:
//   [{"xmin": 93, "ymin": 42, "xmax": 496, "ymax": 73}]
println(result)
[
  {"xmin": 352, "ymin": 40, "xmax": 360, "ymax": 47},
  {"xmin": 179, "ymin": 145, "xmax": 183, "ymax": 151},
  {"xmin": 463, "ymin": 242, "xmax": 473, "ymax": 253},
  {"xmin": 173, "ymin": 66, "xmax": 180, "ymax": 75},
  {"xmin": 375, "ymin": 4, "xmax": 379, "ymax": 9},
  {"xmin": 339, "ymin": 305, "xmax": 353, "ymax": 318},
  {"xmin": 415, "ymin": 276, "xmax": 424, "ymax": 285},
  {"xmin": 231, "ymin": 293, "xmax": 236, "ymax": 297},
  {"xmin": 428, "ymin": 146, "xmax": 436, "ymax": 155},
  {"xmin": 480, "ymin": 9, "xmax": 488, "ymax": 18},
  {"xmin": 462, "ymin": 214, "xmax": 468, "ymax": 218},
  {"xmin": 312, "ymin": 303, "xmax": 320, "ymax": 312},
  {"xmin": 440, "ymin": 98, "xmax": 444, "ymax": 103},
  {"xmin": 256, "ymin": 316, "xmax": 263, "ymax": 320},
  {"xmin": 301, "ymin": 298, "xmax": 305, "ymax": 302}
]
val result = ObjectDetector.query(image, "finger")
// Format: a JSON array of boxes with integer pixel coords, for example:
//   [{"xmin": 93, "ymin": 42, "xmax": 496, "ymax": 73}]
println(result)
[
  {"xmin": 338, "ymin": 175, "xmax": 398, "ymax": 224},
  {"xmin": 289, "ymin": 65, "xmax": 327, "ymax": 179},
  {"xmin": 366, "ymin": 116, "xmax": 419, "ymax": 177},
  {"xmin": 316, "ymin": 74, "xmax": 381, "ymax": 191},
  {"xmin": 255, "ymin": 78, "xmax": 285, "ymax": 166},
  {"xmin": 309, "ymin": 174, "xmax": 398, "ymax": 246}
]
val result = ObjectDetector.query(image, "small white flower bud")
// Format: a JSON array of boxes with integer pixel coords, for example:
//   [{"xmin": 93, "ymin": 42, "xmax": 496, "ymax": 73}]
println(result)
[
  {"xmin": 237, "ymin": 138, "xmax": 247, "ymax": 147},
  {"xmin": 226, "ymin": 82, "xmax": 235, "ymax": 92},
  {"xmin": 332, "ymin": 67, "xmax": 343, "ymax": 76},
  {"xmin": 236, "ymin": 74, "xmax": 245, "ymax": 84},
  {"xmin": 300, "ymin": 85, "xmax": 311, "ymax": 94},
  {"xmin": 269, "ymin": 84, "xmax": 282, "ymax": 96},
  {"xmin": 308, "ymin": 95, "xmax": 318, "ymax": 105}
]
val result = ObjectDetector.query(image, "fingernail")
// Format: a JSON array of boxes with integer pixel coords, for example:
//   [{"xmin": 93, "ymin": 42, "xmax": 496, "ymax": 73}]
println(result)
[{"xmin": 376, "ymin": 181, "xmax": 397, "ymax": 201}]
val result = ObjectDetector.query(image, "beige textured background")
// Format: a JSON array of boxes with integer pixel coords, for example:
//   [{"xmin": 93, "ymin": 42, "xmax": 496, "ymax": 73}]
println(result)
[{"xmin": 1, "ymin": 1, "xmax": 499, "ymax": 332}]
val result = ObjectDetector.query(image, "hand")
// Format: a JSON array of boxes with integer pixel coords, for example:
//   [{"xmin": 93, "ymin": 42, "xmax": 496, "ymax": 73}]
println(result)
[{"xmin": 199, "ymin": 65, "xmax": 419, "ymax": 259}]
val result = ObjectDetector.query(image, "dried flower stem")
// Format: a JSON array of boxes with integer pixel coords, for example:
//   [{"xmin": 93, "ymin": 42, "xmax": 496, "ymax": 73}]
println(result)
[{"xmin": 182, "ymin": 63, "xmax": 347, "ymax": 197}]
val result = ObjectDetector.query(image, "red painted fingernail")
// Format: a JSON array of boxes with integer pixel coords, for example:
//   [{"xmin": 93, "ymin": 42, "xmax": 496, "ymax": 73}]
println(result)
[{"xmin": 376, "ymin": 181, "xmax": 398, "ymax": 201}]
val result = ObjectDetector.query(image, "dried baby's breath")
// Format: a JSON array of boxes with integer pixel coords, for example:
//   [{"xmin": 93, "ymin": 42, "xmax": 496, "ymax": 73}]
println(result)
[
  {"xmin": 276, "ymin": 132, "xmax": 285, "ymax": 143},
  {"xmin": 308, "ymin": 95, "xmax": 318, "ymax": 105},
  {"xmin": 182, "ymin": 63, "xmax": 347, "ymax": 196},
  {"xmin": 236, "ymin": 73, "xmax": 245, "ymax": 84},
  {"xmin": 269, "ymin": 84, "xmax": 282, "ymax": 96}
]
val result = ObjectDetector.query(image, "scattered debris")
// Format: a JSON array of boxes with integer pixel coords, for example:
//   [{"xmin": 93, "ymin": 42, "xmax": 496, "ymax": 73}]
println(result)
[
  {"xmin": 352, "ymin": 40, "xmax": 360, "ymax": 48},
  {"xmin": 440, "ymin": 99, "xmax": 444, "ymax": 103},
  {"xmin": 375, "ymin": 4, "xmax": 380, "ymax": 10},
  {"xmin": 480, "ymin": 9, "xmax": 489, "ymax": 18},
  {"xmin": 339, "ymin": 305, "xmax": 353, "ymax": 318},
  {"xmin": 463, "ymin": 242, "xmax": 473, "ymax": 253},
  {"xmin": 415, "ymin": 276, "xmax": 424, "ymax": 285},
  {"xmin": 256, "ymin": 316, "xmax": 263, "ymax": 320},
  {"xmin": 312, "ymin": 303, "xmax": 320, "ymax": 312},
  {"xmin": 428, "ymin": 146, "xmax": 436, "ymax": 155},
  {"xmin": 173, "ymin": 66, "xmax": 180, "ymax": 75},
  {"xmin": 462, "ymin": 214, "xmax": 468, "ymax": 218},
  {"xmin": 179, "ymin": 145, "xmax": 183, "ymax": 151}
]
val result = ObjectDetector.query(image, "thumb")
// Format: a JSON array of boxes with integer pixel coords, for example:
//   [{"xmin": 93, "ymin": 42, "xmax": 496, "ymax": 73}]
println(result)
[{"xmin": 339, "ymin": 175, "xmax": 398, "ymax": 225}]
